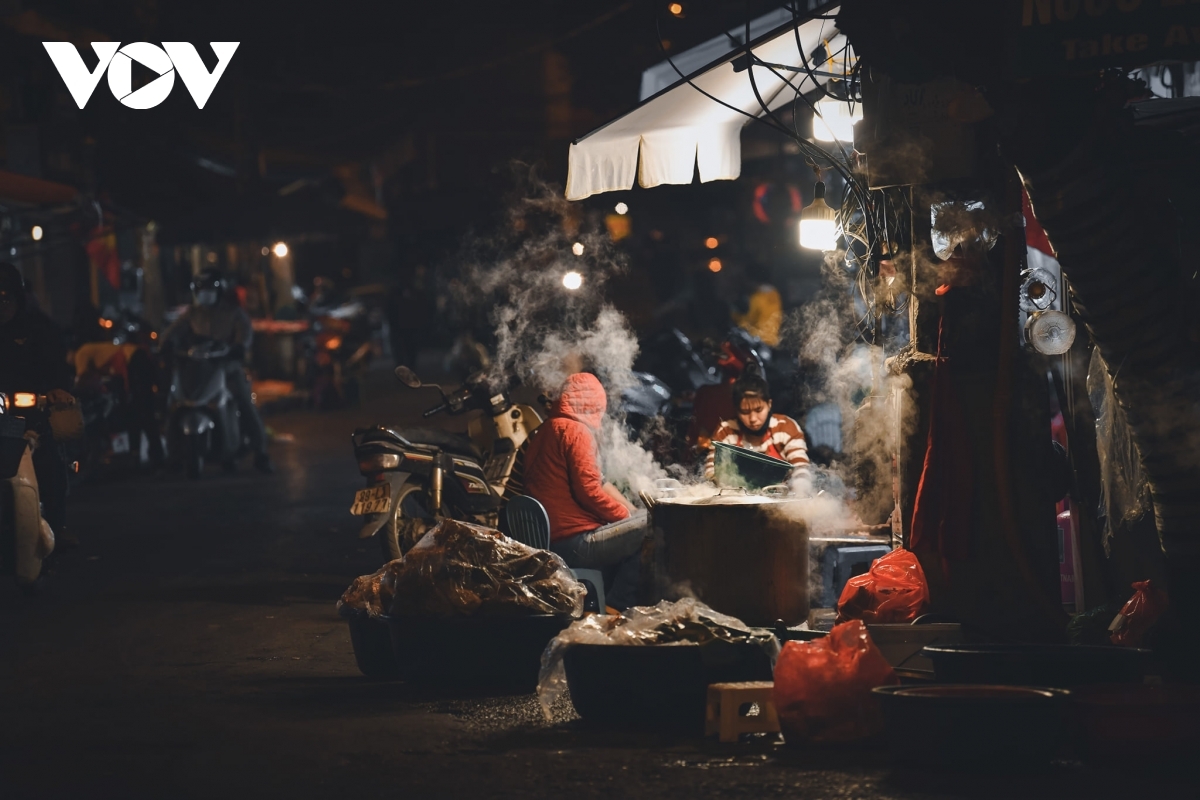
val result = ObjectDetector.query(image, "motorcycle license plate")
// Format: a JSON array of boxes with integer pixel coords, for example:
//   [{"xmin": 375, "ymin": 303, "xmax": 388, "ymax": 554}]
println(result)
[{"xmin": 350, "ymin": 484, "xmax": 391, "ymax": 515}]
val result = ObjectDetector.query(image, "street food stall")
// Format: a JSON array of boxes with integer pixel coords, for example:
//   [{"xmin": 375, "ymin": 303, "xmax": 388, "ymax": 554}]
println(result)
[{"xmin": 564, "ymin": 1, "xmax": 891, "ymax": 627}]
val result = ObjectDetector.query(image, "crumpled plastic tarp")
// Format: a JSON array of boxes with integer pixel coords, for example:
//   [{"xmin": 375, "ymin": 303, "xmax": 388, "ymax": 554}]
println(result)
[
  {"xmin": 536, "ymin": 598, "xmax": 779, "ymax": 720},
  {"xmin": 387, "ymin": 518, "xmax": 586, "ymax": 619},
  {"xmin": 337, "ymin": 559, "xmax": 405, "ymax": 619}
]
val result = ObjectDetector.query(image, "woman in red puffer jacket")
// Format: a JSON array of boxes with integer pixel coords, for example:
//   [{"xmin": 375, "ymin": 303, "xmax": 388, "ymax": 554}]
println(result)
[{"xmin": 523, "ymin": 372, "xmax": 649, "ymax": 608}]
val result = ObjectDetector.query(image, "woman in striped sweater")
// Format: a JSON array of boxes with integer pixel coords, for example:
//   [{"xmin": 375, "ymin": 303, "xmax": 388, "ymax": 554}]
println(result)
[{"xmin": 704, "ymin": 365, "xmax": 809, "ymax": 483}]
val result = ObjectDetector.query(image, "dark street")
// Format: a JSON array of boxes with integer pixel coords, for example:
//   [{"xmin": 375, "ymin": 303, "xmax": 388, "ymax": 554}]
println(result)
[
  {"xmin": 0, "ymin": 365, "xmax": 1188, "ymax": 800},
  {"xmin": 3, "ymin": 2, "xmax": 1200, "ymax": 795}
]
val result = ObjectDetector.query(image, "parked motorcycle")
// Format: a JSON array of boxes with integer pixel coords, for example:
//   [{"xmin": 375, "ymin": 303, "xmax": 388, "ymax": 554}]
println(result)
[
  {"xmin": 0, "ymin": 392, "xmax": 56, "ymax": 593},
  {"xmin": 166, "ymin": 339, "xmax": 244, "ymax": 478},
  {"xmin": 634, "ymin": 328, "xmax": 720, "ymax": 398},
  {"xmin": 71, "ymin": 312, "xmax": 164, "ymax": 483},
  {"xmin": 351, "ymin": 367, "xmax": 543, "ymax": 562}
]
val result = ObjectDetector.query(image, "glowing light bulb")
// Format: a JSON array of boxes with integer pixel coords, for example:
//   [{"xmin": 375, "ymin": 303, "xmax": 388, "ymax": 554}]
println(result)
[
  {"xmin": 614, "ymin": 202, "xmax": 628, "ymax": 215},
  {"xmin": 563, "ymin": 271, "xmax": 583, "ymax": 290},
  {"xmin": 668, "ymin": 3, "xmax": 684, "ymax": 17},
  {"xmin": 812, "ymin": 98, "xmax": 863, "ymax": 143},
  {"xmin": 799, "ymin": 181, "xmax": 839, "ymax": 251},
  {"xmin": 31, "ymin": 225, "xmax": 43, "ymax": 241},
  {"xmin": 707, "ymin": 258, "xmax": 722, "ymax": 273},
  {"xmin": 571, "ymin": 242, "xmax": 585, "ymax": 256},
  {"xmin": 705, "ymin": 237, "xmax": 719, "ymax": 250},
  {"xmin": 272, "ymin": 242, "xmax": 289, "ymax": 258}
]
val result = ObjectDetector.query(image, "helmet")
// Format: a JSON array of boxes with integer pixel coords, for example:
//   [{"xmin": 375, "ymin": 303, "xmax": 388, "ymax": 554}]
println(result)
[{"xmin": 190, "ymin": 268, "xmax": 228, "ymax": 307}]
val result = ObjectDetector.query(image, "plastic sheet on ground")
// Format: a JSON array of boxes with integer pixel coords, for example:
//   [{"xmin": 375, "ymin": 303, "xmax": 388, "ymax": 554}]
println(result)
[
  {"xmin": 388, "ymin": 518, "xmax": 585, "ymax": 619},
  {"xmin": 537, "ymin": 598, "xmax": 780, "ymax": 720},
  {"xmin": 337, "ymin": 559, "xmax": 404, "ymax": 619}
]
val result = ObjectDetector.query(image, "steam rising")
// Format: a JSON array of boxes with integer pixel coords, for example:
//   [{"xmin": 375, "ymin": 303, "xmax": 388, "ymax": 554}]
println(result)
[
  {"xmin": 452, "ymin": 169, "xmax": 670, "ymax": 501},
  {"xmin": 448, "ymin": 168, "xmax": 925, "ymax": 615}
]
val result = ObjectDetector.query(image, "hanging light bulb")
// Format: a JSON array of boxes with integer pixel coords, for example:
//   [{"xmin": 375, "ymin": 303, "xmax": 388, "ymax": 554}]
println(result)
[
  {"xmin": 1024, "ymin": 310, "xmax": 1076, "ymax": 355},
  {"xmin": 812, "ymin": 98, "xmax": 862, "ymax": 143},
  {"xmin": 799, "ymin": 181, "xmax": 838, "ymax": 251}
]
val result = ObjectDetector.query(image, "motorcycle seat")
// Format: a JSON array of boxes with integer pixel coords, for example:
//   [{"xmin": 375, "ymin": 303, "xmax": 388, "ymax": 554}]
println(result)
[{"xmin": 364, "ymin": 426, "xmax": 482, "ymax": 460}]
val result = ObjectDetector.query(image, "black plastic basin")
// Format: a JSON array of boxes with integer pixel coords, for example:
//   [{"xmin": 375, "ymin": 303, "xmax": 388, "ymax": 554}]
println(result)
[
  {"xmin": 875, "ymin": 684, "xmax": 1070, "ymax": 770},
  {"xmin": 563, "ymin": 641, "xmax": 773, "ymax": 731},
  {"xmin": 922, "ymin": 643, "xmax": 1152, "ymax": 688},
  {"xmin": 344, "ymin": 610, "xmax": 401, "ymax": 680},
  {"xmin": 389, "ymin": 613, "xmax": 571, "ymax": 694}
]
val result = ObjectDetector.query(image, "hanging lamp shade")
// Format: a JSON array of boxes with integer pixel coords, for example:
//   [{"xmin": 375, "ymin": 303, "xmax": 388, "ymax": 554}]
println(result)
[
  {"xmin": 799, "ymin": 181, "xmax": 838, "ymax": 251},
  {"xmin": 812, "ymin": 98, "xmax": 862, "ymax": 143}
]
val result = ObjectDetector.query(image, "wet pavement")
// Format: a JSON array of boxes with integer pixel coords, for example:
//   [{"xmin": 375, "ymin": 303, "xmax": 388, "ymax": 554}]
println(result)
[{"xmin": 0, "ymin": 364, "xmax": 1191, "ymax": 799}]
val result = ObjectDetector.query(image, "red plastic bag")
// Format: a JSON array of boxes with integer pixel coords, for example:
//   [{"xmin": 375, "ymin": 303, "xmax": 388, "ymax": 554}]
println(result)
[
  {"xmin": 1110, "ymin": 580, "xmax": 1169, "ymax": 647},
  {"xmin": 836, "ymin": 548, "xmax": 930, "ymax": 624},
  {"xmin": 773, "ymin": 620, "xmax": 899, "ymax": 744}
]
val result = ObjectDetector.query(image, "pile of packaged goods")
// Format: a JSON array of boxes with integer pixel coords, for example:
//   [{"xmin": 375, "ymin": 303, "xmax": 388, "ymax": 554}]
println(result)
[
  {"xmin": 387, "ymin": 518, "xmax": 585, "ymax": 618},
  {"xmin": 537, "ymin": 598, "xmax": 779, "ymax": 717},
  {"xmin": 337, "ymin": 559, "xmax": 404, "ymax": 619}
]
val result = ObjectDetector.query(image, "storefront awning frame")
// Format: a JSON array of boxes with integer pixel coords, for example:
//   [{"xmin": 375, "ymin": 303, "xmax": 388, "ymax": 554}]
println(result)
[{"xmin": 566, "ymin": 1, "xmax": 845, "ymax": 201}]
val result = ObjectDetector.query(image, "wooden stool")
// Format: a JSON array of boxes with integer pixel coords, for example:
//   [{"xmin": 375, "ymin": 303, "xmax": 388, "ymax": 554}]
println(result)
[{"xmin": 705, "ymin": 681, "xmax": 780, "ymax": 742}]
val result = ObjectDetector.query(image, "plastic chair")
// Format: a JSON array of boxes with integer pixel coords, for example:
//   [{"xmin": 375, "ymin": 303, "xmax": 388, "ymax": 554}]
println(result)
[
  {"xmin": 506, "ymin": 495, "xmax": 605, "ymax": 612},
  {"xmin": 804, "ymin": 402, "xmax": 843, "ymax": 453}
]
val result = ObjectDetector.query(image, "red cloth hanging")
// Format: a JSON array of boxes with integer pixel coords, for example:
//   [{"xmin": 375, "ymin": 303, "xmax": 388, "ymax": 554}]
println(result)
[
  {"xmin": 909, "ymin": 314, "xmax": 974, "ymax": 562},
  {"xmin": 1023, "ymin": 189, "xmax": 1055, "ymax": 258}
]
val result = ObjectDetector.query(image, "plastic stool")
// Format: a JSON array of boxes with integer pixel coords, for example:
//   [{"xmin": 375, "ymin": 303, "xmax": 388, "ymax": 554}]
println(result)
[{"xmin": 705, "ymin": 681, "xmax": 780, "ymax": 742}]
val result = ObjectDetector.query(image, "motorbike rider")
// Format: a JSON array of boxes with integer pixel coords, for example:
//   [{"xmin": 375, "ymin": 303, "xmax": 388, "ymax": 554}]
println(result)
[
  {"xmin": 0, "ymin": 262, "xmax": 75, "ymax": 544},
  {"xmin": 162, "ymin": 268, "xmax": 273, "ymax": 474}
]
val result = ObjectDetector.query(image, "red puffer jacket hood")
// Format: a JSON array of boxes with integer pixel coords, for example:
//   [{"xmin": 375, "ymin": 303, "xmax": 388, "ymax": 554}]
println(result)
[{"xmin": 552, "ymin": 372, "xmax": 607, "ymax": 430}]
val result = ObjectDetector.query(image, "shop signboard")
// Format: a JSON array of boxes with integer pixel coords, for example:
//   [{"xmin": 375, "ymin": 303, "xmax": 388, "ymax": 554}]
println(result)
[{"xmin": 1010, "ymin": 0, "xmax": 1200, "ymax": 77}]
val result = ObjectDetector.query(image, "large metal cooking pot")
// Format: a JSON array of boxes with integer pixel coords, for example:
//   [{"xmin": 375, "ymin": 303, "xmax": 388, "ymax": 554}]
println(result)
[{"xmin": 651, "ymin": 495, "xmax": 809, "ymax": 626}]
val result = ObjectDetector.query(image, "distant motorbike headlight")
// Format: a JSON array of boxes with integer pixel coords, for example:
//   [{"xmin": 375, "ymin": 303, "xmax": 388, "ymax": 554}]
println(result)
[
  {"xmin": 14, "ymin": 393, "xmax": 37, "ymax": 408},
  {"xmin": 358, "ymin": 453, "xmax": 401, "ymax": 473}
]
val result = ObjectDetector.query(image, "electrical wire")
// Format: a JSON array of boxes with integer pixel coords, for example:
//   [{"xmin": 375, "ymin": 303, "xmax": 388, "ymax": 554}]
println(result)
[{"xmin": 655, "ymin": 4, "xmax": 902, "ymax": 347}]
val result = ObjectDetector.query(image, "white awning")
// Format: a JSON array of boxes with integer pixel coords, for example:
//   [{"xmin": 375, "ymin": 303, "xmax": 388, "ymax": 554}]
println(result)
[{"xmin": 566, "ymin": 3, "xmax": 845, "ymax": 201}]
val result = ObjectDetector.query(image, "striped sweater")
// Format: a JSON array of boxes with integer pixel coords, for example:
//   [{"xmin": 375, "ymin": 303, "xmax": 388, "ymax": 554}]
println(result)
[{"xmin": 704, "ymin": 414, "xmax": 810, "ymax": 481}]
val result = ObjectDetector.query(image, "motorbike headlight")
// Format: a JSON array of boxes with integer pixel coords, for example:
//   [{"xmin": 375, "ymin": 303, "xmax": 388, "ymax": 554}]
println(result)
[
  {"xmin": 14, "ymin": 393, "xmax": 37, "ymax": 408},
  {"xmin": 358, "ymin": 453, "xmax": 401, "ymax": 473}
]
